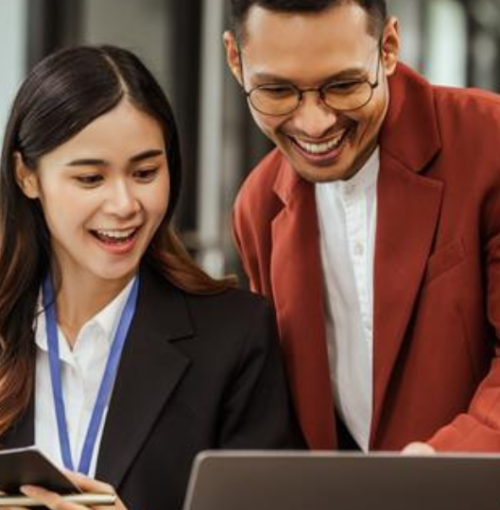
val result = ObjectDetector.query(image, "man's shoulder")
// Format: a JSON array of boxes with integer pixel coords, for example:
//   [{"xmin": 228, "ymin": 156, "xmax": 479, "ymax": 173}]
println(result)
[
  {"xmin": 392, "ymin": 62, "xmax": 500, "ymax": 115},
  {"xmin": 395, "ymin": 62, "xmax": 500, "ymax": 110},
  {"xmin": 434, "ymin": 82, "xmax": 500, "ymax": 110},
  {"xmin": 385, "ymin": 63, "xmax": 500, "ymax": 158},
  {"xmin": 431, "ymin": 83, "xmax": 500, "ymax": 144}
]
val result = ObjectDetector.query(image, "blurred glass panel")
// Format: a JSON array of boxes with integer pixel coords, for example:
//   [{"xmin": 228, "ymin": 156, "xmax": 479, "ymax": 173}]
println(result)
[
  {"xmin": 424, "ymin": 0, "xmax": 467, "ymax": 86},
  {"xmin": 387, "ymin": 0, "xmax": 424, "ymax": 70},
  {"xmin": 196, "ymin": 0, "xmax": 226, "ymax": 276},
  {"xmin": 470, "ymin": 0, "xmax": 500, "ymax": 90},
  {"xmin": 0, "ymin": 0, "xmax": 27, "ymax": 140},
  {"xmin": 81, "ymin": 0, "xmax": 171, "ymax": 92}
]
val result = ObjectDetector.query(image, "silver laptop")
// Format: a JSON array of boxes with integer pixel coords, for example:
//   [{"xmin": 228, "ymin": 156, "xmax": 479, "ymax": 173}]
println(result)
[{"xmin": 183, "ymin": 451, "xmax": 500, "ymax": 510}]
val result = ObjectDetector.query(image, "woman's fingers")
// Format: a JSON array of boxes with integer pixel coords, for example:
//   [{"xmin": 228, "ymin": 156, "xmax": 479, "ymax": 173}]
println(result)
[
  {"xmin": 62, "ymin": 472, "xmax": 115, "ymax": 495},
  {"xmin": 20, "ymin": 485, "xmax": 86, "ymax": 510},
  {"xmin": 20, "ymin": 475, "xmax": 125, "ymax": 510}
]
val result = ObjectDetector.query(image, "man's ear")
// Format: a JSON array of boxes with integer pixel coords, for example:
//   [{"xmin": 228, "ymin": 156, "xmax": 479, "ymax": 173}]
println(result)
[
  {"xmin": 381, "ymin": 16, "xmax": 400, "ymax": 76},
  {"xmin": 223, "ymin": 30, "xmax": 244, "ymax": 85},
  {"xmin": 14, "ymin": 152, "xmax": 40, "ymax": 199}
]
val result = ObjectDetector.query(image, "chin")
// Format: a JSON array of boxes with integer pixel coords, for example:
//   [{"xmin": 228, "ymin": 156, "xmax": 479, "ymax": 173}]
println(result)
[
  {"xmin": 281, "ymin": 143, "xmax": 356, "ymax": 183},
  {"xmin": 293, "ymin": 161, "xmax": 354, "ymax": 183},
  {"xmin": 94, "ymin": 264, "xmax": 139, "ymax": 283}
]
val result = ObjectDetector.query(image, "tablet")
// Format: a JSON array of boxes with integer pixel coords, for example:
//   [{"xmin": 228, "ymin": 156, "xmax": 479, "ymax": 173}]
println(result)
[{"xmin": 183, "ymin": 451, "xmax": 500, "ymax": 510}]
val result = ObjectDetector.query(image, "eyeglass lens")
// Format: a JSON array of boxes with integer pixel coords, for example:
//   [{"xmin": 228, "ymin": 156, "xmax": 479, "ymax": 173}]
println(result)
[{"xmin": 249, "ymin": 81, "xmax": 375, "ymax": 115}]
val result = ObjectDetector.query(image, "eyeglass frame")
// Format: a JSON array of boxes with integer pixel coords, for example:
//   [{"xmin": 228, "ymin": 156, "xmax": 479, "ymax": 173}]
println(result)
[{"xmin": 238, "ymin": 38, "xmax": 383, "ymax": 117}]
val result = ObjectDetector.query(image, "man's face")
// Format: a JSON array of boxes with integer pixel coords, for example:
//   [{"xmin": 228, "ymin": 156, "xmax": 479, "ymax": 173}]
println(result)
[{"xmin": 225, "ymin": 3, "xmax": 400, "ymax": 183}]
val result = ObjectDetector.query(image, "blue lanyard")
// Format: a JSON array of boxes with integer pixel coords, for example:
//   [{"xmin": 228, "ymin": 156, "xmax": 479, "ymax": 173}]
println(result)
[{"xmin": 42, "ymin": 275, "xmax": 139, "ymax": 474}]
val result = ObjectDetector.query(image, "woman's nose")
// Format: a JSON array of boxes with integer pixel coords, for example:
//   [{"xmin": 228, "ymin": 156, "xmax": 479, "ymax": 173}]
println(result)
[{"xmin": 103, "ymin": 180, "xmax": 141, "ymax": 217}]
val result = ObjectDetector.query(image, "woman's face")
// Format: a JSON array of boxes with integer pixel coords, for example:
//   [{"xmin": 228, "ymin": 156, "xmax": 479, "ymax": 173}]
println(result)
[{"xmin": 17, "ymin": 99, "xmax": 170, "ymax": 288}]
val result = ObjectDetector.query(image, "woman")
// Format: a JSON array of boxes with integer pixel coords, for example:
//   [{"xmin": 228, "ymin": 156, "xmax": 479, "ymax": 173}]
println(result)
[{"xmin": 0, "ymin": 45, "xmax": 300, "ymax": 510}]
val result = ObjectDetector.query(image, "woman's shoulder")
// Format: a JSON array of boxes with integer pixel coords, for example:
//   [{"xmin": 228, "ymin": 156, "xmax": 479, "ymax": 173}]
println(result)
[
  {"xmin": 180, "ymin": 286, "xmax": 279, "ymax": 365},
  {"xmin": 143, "ymin": 265, "xmax": 276, "ymax": 338},
  {"xmin": 184, "ymin": 286, "xmax": 274, "ymax": 328}
]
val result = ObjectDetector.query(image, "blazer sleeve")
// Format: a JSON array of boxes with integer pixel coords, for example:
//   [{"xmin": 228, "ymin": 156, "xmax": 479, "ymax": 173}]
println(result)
[
  {"xmin": 216, "ymin": 299, "xmax": 304, "ymax": 449},
  {"xmin": 428, "ymin": 229, "xmax": 500, "ymax": 451}
]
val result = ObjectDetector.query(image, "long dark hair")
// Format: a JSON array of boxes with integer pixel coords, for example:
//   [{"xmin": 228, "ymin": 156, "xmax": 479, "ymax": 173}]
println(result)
[{"xmin": 0, "ymin": 45, "xmax": 234, "ymax": 438}]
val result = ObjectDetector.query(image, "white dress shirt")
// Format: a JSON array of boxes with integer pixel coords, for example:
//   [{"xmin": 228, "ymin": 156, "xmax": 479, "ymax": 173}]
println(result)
[
  {"xmin": 35, "ymin": 278, "xmax": 135, "ymax": 477},
  {"xmin": 315, "ymin": 148, "xmax": 379, "ymax": 451}
]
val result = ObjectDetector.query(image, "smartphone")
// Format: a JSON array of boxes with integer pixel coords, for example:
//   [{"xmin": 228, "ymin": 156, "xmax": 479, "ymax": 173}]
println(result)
[{"xmin": 0, "ymin": 447, "xmax": 115, "ymax": 506}]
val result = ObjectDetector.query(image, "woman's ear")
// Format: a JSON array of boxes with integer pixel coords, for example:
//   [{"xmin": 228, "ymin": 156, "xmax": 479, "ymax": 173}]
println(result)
[{"xmin": 14, "ymin": 152, "xmax": 40, "ymax": 199}]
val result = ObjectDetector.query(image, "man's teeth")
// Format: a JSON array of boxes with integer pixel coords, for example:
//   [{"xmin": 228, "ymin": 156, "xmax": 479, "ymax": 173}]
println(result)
[{"xmin": 296, "ymin": 131, "xmax": 346, "ymax": 155}]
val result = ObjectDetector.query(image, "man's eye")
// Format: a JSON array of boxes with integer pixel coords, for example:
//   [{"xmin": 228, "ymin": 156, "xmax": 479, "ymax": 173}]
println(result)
[
  {"xmin": 134, "ymin": 168, "xmax": 159, "ymax": 181},
  {"xmin": 257, "ymin": 86, "xmax": 295, "ymax": 98},
  {"xmin": 75, "ymin": 174, "xmax": 103, "ymax": 186},
  {"xmin": 325, "ymin": 81, "xmax": 362, "ymax": 95}
]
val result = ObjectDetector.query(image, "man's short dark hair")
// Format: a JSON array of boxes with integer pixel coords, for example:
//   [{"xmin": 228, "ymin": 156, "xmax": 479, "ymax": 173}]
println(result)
[{"xmin": 230, "ymin": 0, "xmax": 388, "ymax": 41}]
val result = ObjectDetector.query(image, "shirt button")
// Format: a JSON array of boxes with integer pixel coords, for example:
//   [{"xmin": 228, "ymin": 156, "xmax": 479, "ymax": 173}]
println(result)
[{"xmin": 354, "ymin": 242, "xmax": 364, "ymax": 256}]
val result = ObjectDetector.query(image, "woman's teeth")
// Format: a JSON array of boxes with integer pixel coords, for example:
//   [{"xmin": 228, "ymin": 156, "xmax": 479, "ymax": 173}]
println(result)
[{"xmin": 94, "ymin": 228, "xmax": 137, "ymax": 243}]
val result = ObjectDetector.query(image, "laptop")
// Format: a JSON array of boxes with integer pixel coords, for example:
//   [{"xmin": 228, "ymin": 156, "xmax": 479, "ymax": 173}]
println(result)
[{"xmin": 183, "ymin": 451, "xmax": 500, "ymax": 510}]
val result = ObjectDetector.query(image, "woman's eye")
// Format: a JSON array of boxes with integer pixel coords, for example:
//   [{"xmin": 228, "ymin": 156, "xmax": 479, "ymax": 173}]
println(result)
[
  {"xmin": 75, "ymin": 174, "xmax": 103, "ymax": 186},
  {"xmin": 134, "ymin": 168, "xmax": 159, "ymax": 181}
]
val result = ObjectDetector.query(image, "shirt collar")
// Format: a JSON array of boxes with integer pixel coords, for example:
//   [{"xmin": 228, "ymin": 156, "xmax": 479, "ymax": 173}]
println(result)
[
  {"xmin": 333, "ymin": 146, "xmax": 380, "ymax": 196},
  {"xmin": 35, "ymin": 276, "xmax": 137, "ymax": 354}
]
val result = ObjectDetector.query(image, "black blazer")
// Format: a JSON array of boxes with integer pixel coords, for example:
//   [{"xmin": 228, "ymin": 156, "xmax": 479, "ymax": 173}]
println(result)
[{"xmin": 3, "ymin": 264, "xmax": 302, "ymax": 510}]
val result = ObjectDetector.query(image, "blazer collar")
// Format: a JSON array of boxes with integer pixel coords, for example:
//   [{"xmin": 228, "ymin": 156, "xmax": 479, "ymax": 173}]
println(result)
[
  {"xmin": 370, "ymin": 64, "xmax": 444, "ymax": 442},
  {"xmin": 270, "ymin": 156, "xmax": 337, "ymax": 449},
  {"xmin": 272, "ymin": 150, "xmax": 304, "ymax": 207},
  {"xmin": 380, "ymin": 62, "xmax": 442, "ymax": 173}
]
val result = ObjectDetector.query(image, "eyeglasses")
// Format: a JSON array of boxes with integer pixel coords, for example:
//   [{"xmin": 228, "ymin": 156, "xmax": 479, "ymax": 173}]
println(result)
[{"xmin": 241, "ymin": 45, "xmax": 381, "ymax": 117}]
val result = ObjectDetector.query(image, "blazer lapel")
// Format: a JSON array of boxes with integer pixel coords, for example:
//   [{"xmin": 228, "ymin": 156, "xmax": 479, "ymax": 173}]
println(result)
[
  {"xmin": 371, "ymin": 63, "xmax": 444, "ymax": 442},
  {"xmin": 271, "ymin": 162, "xmax": 336, "ymax": 450},
  {"xmin": 371, "ymin": 153, "xmax": 443, "ymax": 440},
  {"xmin": 95, "ymin": 265, "xmax": 192, "ymax": 487}
]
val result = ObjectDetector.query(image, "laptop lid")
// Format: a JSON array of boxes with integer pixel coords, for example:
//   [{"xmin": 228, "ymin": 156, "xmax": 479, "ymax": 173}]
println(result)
[{"xmin": 183, "ymin": 451, "xmax": 500, "ymax": 510}]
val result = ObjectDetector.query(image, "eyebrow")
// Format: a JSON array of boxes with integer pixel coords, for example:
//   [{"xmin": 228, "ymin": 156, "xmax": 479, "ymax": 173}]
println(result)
[
  {"xmin": 252, "ymin": 67, "xmax": 369, "ymax": 85},
  {"xmin": 66, "ymin": 149, "xmax": 165, "ymax": 167}
]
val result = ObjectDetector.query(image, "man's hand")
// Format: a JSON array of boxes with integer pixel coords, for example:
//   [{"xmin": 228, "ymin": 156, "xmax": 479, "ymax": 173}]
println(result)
[{"xmin": 401, "ymin": 441, "xmax": 436, "ymax": 455}]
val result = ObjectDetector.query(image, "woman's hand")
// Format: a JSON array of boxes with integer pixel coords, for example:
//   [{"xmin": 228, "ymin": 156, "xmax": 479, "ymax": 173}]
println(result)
[{"xmin": 20, "ymin": 471, "xmax": 127, "ymax": 510}]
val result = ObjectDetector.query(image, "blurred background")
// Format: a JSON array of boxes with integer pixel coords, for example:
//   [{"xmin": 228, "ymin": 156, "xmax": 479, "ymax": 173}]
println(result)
[{"xmin": 1, "ymin": 0, "xmax": 500, "ymax": 283}]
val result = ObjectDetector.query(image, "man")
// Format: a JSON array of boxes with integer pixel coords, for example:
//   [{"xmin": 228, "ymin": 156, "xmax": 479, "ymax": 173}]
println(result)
[{"xmin": 224, "ymin": 0, "xmax": 500, "ymax": 453}]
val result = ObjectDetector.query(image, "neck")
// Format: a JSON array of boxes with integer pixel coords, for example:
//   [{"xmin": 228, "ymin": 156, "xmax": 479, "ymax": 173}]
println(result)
[{"xmin": 55, "ymin": 271, "xmax": 135, "ymax": 347}]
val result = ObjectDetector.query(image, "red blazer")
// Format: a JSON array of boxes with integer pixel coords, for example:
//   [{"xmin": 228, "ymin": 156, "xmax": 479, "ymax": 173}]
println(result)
[{"xmin": 233, "ymin": 63, "xmax": 500, "ymax": 451}]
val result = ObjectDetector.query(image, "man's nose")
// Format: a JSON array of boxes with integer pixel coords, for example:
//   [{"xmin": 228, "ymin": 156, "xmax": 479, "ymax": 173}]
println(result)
[{"xmin": 292, "ymin": 91, "xmax": 338, "ymax": 138}]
